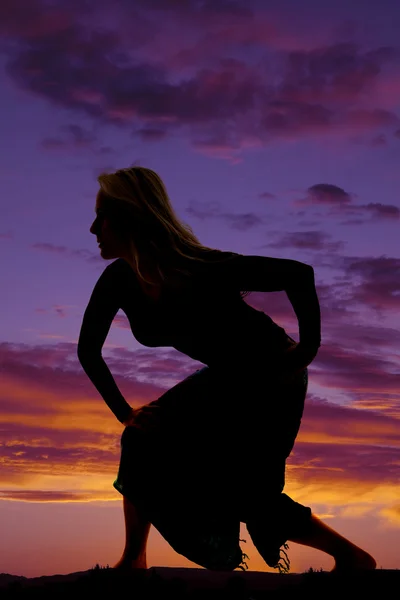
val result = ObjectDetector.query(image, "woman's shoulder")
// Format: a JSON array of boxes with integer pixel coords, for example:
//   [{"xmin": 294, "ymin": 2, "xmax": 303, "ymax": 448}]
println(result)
[
  {"xmin": 98, "ymin": 258, "xmax": 131, "ymax": 287},
  {"xmin": 102, "ymin": 257, "xmax": 127, "ymax": 276},
  {"xmin": 201, "ymin": 248, "xmax": 241, "ymax": 260}
]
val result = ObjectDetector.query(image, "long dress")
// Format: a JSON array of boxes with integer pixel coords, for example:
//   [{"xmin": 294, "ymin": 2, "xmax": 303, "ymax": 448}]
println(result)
[{"xmin": 109, "ymin": 253, "xmax": 313, "ymax": 572}]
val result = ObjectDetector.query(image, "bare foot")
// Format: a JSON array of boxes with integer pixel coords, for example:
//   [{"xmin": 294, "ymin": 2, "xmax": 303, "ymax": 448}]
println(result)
[{"xmin": 331, "ymin": 546, "xmax": 376, "ymax": 573}]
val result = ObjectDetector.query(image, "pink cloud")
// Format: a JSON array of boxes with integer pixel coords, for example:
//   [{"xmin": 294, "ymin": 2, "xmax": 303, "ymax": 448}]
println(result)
[{"xmin": 0, "ymin": 323, "xmax": 399, "ymax": 503}]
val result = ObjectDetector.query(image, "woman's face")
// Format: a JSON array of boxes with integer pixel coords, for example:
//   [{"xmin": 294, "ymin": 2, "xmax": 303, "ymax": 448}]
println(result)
[{"xmin": 90, "ymin": 190, "xmax": 131, "ymax": 261}]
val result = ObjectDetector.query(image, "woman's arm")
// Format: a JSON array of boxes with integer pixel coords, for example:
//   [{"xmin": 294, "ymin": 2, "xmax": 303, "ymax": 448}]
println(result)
[
  {"xmin": 224, "ymin": 253, "xmax": 321, "ymax": 367},
  {"xmin": 285, "ymin": 265, "xmax": 321, "ymax": 352},
  {"xmin": 77, "ymin": 263, "xmax": 132, "ymax": 424},
  {"xmin": 222, "ymin": 252, "xmax": 316, "ymax": 294},
  {"xmin": 77, "ymin": 355, "xmax": 133, "ymax": 424}
]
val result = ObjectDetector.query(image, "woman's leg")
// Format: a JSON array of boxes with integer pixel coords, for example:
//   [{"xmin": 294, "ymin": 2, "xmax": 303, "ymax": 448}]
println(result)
[
  {"xmin": 288, "ymin": 513, "xmax": 376, "ymax": 572},
  {"xmin": 113, "ymin": 496, "xmax": 151, "ymax": 570},
  {"xmin": 261, "ymin": 370, "xmax": 375, "ymax": 572}
]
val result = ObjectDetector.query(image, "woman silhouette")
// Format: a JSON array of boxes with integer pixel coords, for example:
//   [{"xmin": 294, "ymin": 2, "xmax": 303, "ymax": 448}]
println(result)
[{"xmin": 77, "ymin": 166, "xmax": 376, "ymax": 573}]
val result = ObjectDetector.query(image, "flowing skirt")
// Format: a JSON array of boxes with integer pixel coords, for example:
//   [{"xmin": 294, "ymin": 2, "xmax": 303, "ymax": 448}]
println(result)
[{"xmin": 113, "ymin": 355, "xmax": 312, "ymax": 571}]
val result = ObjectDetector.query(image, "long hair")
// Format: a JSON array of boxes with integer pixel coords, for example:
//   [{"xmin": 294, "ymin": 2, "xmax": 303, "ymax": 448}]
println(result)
[{"xmin": 97, "ymin": 165, "xmax": 251, "ymax": 299}]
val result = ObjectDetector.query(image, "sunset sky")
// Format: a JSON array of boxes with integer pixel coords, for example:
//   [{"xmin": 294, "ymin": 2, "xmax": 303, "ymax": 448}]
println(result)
[{"xmin": 1, "ymin": 0, "xmax": 399, "ymax": 578}]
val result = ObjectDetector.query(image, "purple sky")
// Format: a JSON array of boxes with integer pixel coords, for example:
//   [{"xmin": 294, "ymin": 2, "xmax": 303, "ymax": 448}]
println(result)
[{"xmin": 1, "ymin": 0, "xmax": 399, "ymax": 577}]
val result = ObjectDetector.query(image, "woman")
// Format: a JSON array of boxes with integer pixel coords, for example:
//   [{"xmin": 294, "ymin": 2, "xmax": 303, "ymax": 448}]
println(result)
[{"xmin": 77, "ymin": 166, "xmax": 376, "ymax": 573}]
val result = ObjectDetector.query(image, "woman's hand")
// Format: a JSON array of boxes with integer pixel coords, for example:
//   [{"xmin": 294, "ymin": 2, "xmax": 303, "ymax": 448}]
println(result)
[
  {"xmin": 279, "ymin": 342, "xmax": 318, "ymax": 382},
  {"xmin": 122, "ymin": 407, "xmax": 138, "ymax": 427},
  {"xmin": 122, "ymin": 404, "xmax": 161, "ymax": 431}
]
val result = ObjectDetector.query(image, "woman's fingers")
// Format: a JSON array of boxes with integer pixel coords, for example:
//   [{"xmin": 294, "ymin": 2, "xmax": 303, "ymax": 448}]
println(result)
[
  {"xmin": 126, "ymin": 405, "xmax": 161, "ymax": 431},
  {"xmin": 283, "ymin": 343, "xmax": 317, "ymax": 372}
]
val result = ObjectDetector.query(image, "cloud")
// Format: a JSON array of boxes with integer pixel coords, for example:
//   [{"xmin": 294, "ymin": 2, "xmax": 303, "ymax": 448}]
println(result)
[
  {"xmin": 294, "ymin": 183, "xmax": 399, "ymax": 223},
  {"xmin": 304, "ymin": 184, "xmax": 353, "ymax": 205},
  {"xmin": 185, "ymin": 201, "xmax": 264, "ymax": 230},
  {"xmin": 338, "ymin": 255, "xmax": 400, "ymax": 311},
  {"xmin": 289, "ymin": 441, "xmax": 399, "ymax": 488},
  {"xmin": 281, "ymin": 44, "xmax": 398, "ymax": 104},
  {"xmin": 0, "ymin": 330, "xmax": 399, "ymax": 515},
  {"xmin": 136, "ymin": 127, "xmax": 169, "ymax": 142},
  {"xmin": 259, "ymin": 191, "xmax": 277, "ymax": 200},
  {"xmin": 363, "ymin": 203, "xmax": 400, "ymax": 219},
  {"xmin": 1, "ymin": 2, "xmax": 399, "ymax": 160},
  {"xmin": 298, "ymin": 398, "xmax": 399, "ymax": 451},
  {"xmin": 380, "ymin": 504, "xmax": 400, "ymax": 525},
  {"xmin": 266, "ymin": 231, "xmax": 344, "ymax": 253},
  {"xmin": 0, "ymin": 490, "xmax": 115, "ymax": 503},
  {"xmin": 30, "ymin": 242, "xmax": 106, "ymax": 265},
  {"xmin": 40, "ymin": 124, "xmax": 98, "ymax": 152},
  {"xmin": 371, "ymin": 134, "xmax": 387, "ymax": 146}
]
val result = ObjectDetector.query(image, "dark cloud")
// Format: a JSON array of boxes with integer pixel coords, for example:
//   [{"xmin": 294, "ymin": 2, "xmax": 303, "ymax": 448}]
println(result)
[
  {"xmin": 265, "ymin": 231, "xmax": 344, "ymax": 253},
  {"xmin": 30, "ymin": 242, "xmax": 112, "ymax": 266},
  {"xmin": 371, "ymin": 134, "xmax": 387, "ymax": 146},
  {"xmin": 282, "ymin": 44, "xmax": 396, "ymax": 102},
  {"xmin": 135, "ymin": 0, "xmax": 252, "ymax": 16},
  {"xmin": 364, "ymin": 203, "xmax": 400, "ymax": 219},
  {"xmin": 259, "ymin": 192, "xmax": 276, "ymax": 200},
  {"xmin": 40, "ymin": 124, "xmax": 97, "ymax": 151},
  {"xmin": 136, "ymin": 128, "xmax": 168, "ymax": 142},
  {"xmin": 306, "ymin": 184, "xmax": 353, "ymax": 205},
  {"xmin": 338, "ymin": 255, "xmax": 400, "ymax": 311},
  {"xmin": 300, "ymin": 397, "xmax": 399, "ymax": 447},
  {"xmin": 258, "ymin": 44, "xmax": 399, "ymax": 141},
  {"xmin": 261, "ymin": 102, "xmax": 332, "ymax": 137},
  {"xmin": 0, "ymin": 340, "xmax": 203, "ymax": 408},
  {"xmin": 186, "ymin": 197, "xmax": 283, "ymax": 231},
  {"xmin": 222, "ymin": 212, "xmax": 265, "ymax": 231},
  {"xmin": 346, "ymin": 108, "xmax": 398, "ymax": 128},
  {"xmin": 302, "ymin": 350, "xmax": 399, "ymax": 423},
  {"xmin": 296, "ymin": 184, "xmax": 399, "ymax": 223},
  {"xmin": 0, "ymin": 2, "xmax": 398, "ymax": 157},
  {"xmin": 0, "ymin": 0, "xmax": 79, "ymax": 39}
]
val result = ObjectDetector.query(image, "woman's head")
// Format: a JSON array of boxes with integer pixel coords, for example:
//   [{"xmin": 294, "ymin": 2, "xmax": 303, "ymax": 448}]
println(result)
[
  {"xmin": 90, "ymin": 165, "xmax": 250, "ymax": 297},
  {"xmin": 91, "ymin": 166, "xmax": 200, "ymax": 278}
]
